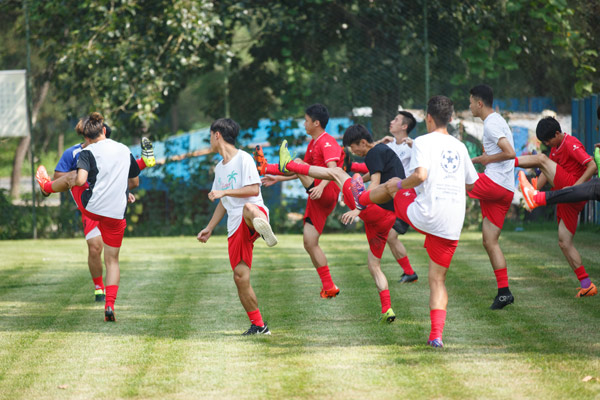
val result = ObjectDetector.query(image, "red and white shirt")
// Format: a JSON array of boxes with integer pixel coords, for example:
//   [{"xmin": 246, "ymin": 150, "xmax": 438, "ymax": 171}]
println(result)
[
  {"xmin": 550, "ymin": 134, "xmax": 592, "ymax": 179},
  {"xmin": 304, "ymin": 132, "xmax": 344, "ymax": 168}
]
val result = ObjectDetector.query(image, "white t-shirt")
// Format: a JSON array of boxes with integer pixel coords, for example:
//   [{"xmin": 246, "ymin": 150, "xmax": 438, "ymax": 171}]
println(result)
[
  {"xmin": 386, "ymin": 140, "xmax": 412, "ymax": 173},
  {"xmin": 406, "ymin": 132, "xmax": 479, "ymax": 240},
  {"xmin": 212, "ymin": 150, "xmax": 267, "ymax": 237},
  {"xmin": 482, "ymin": 112, "xmax": 515, "ymax": 191}
]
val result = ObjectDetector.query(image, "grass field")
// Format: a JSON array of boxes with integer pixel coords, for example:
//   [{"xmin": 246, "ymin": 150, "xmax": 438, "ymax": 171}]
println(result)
[{"xmin": 1, "ymin": 230, "xmax": 599, "ymax": 399}]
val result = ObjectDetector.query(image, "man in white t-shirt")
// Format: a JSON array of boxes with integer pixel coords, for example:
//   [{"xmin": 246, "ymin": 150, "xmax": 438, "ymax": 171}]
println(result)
[
  {"xmin": 351, "ymin": 96, "xmax": 478, "ymax": 348},
  {"xmin": 468, "ymin": 85, "xmax": 517, "ymax": 310},
  {"xmin": 197, "ymin": 118, "xmax": 278, "ymax": 335}
]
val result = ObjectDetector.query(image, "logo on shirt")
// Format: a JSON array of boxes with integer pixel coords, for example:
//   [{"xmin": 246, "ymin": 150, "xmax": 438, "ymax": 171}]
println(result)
[
  {"xmin": 324, "ymin": 142, "xmax": 332, "ymax": 148},
  {"xmin": 227, "ymin": 171, "xmax": 238, "ymax": 183},
  {"xmin": 572, "ymin": 145, "xmax": 579, "ymax": 151},
  {"xmin": 440, "ymin": 149, "xmax": 460, "ymax": 173}
]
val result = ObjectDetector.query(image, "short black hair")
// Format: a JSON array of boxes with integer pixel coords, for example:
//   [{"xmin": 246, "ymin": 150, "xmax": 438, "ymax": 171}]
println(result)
[
  {"xmin": 398, "ymin": 111, "xmax": 416, "ymax": 134},
  {"xmin": 81, "ymin": 112, "xmax": 104, "ymax": 140},
  {"xmin": 305, "ymin": 103, "xmax": 329, "ymax": 129},
  {"xmin": 210, "ymin": 118, "xmax": 240, "ymax": 145},
  {"xmin": 536, "ymin": 117, "xmax": 561, "ymax": 143},
  {"xmin": 342, "ymin": 124, "xmax": 373, "ymax": 147},
  {"xmin": 427, "ymin": 96, "xmax": 454, "ymax": 127},
  {"xmin": 469, "ymin": 84, "xmax": 494, "ymax": 107},
  {"xmin": 103, "ymin": 123, "xmax": 112, "ymax": 139}
]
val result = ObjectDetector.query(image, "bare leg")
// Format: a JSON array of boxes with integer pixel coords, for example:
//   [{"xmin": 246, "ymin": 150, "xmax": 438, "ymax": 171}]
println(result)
[
  {"xmin": 557, "ymin": 220, "xmax": 582, "ymax": 271},
  {"xmin": 86, "ymin": 236, "xmax": 104, "ymax": 279},
  {"xmin": 243, "ymin": 203, "xmax": 267, "ymax": 227},
  {"xmin": 303, "ymin": 223, "xmax": 327, "ymax": 268},
  {"xmin": 367, "ymin": 250, "xmax": 389, "ymax": 292},
  {"xmin": 49, "ymin": 170, "xmax": 78, "ymax": 192},
  {"xmin": 386, "ymin": 229, "xmax": 407, "ymax": 259},
  {"xmin": 365, "ymin": 178, "xmax": 399, "ymax": 204},
  {"xmin": 517, "ymin": 154, "xmax": 558, "ymax": 185},
  {"xmin": 103, "ymin": 244, "xmax": 121, "ymax": 286},
  {"xmin": 429, "ymin": 261, "xmax": 448, "ymax": 310},
  {"xmin": 233, "ymin": 263, "xmax": 258, "ymax": 312},
  {"xmin": 481, "ymin": 218, "xmax": 506, "ymax": 271}
]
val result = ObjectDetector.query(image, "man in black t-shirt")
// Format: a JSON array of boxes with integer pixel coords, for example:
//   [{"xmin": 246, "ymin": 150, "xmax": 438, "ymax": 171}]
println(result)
[{"xmin": 278, "ymin": 124, "xmax": 416, "ymax": 323}]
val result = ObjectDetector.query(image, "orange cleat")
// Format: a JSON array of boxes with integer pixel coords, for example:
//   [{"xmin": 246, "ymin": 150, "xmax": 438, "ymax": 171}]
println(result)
[
  {"xmin": 35, "ymin": 165, "xmax": 51, "ymax": 195},
  {"xmin": 576, "ymin": 283, "xmax": 597, "ymax": 298},
  {"xmin": 253, "ymin": 145, "xmax": 267, "ymax": 176},
  {"xmin": 320, "ymin": 285, "xmax": 340, "ymax": 299},
  {"xmin": 518, "ymin": 171, "xmax": 539, "ymax": 211},
  {"xmin": 531, "ymin": 176, "xmax": 538, "ymax": 190}
]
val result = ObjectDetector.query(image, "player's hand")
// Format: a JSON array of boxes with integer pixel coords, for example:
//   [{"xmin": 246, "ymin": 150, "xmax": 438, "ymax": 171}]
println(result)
[
  {"xmin": 472, "ymin": 152, "xmax": 488, "ymax": 165},
  {"xmin": 308, "ymin": 184, "xmax": 324, "ymax": 200},
  {"xmin": 381, "ymin": 135, "xmax": 395, "ymax": 144},
  {"xmin": 261, "ymin": 175, "xmax": 279, "ymax": 187},
  {"xmin": 127, "ymin": 193, "xmax": 136, "ymax": 203},
  {"xmin": 340, "ymin": 209, "xmax": 360, "ymax": 225},
  {"xmin": 400, "ymin": 137, "xmax": 413, "ymax": 147},
  {"xmin": 208, "ymin": 190, "xmax": 225, "ymax": 201},
  {"xmin": 197, "ymin": 228, "xmax": 212, "ymax": 243}
]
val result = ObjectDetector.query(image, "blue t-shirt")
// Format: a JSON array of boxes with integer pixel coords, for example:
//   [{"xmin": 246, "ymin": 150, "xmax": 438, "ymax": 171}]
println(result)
[{"xmin": 55, "ymin": 143, "xmax": 84, "ymax": 172}]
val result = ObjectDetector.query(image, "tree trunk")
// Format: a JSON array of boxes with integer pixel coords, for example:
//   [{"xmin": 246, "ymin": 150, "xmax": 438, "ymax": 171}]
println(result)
[{"xmin": 8, "ymin": 81, "xmax": 50, "ymax": 200}]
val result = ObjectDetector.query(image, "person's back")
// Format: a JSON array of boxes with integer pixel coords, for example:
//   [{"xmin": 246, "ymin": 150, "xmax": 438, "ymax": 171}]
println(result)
[
  {"xmin": 79, "ymin": 138, "xmax": 134, "ymax": 219},
  {"xmin": 483, "ymin": 112, "xmax": 515, "ymax": 191},
  {"xmin": 408, "ymin": 132, "xmax": 473, "ymax": 240}
]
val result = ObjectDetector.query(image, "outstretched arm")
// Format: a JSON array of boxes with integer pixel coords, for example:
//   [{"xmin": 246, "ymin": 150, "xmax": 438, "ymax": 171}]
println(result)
[
  {"xmin": 209, "ymin": 183, "xmax": 260, "ymax": 201},
  {"xmin": 197, "ymin": 201, "xmax": 227, "ymax": 243}
]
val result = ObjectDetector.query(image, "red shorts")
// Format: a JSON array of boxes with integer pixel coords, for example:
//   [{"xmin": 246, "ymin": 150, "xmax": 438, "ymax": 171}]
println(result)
[
  {"xmin": 467, "ymin": 173, "xmax": 514, "ymax": 229},
  {"xmin": 553, "ymin": 165, "xmax": 586, "ymax": 235},
  {"xmin": 227, "ymin": 206, "xmax": 268, "ymax": 270},
  {"xmin": 71, "ymin": 185, "xmax": 127, "ymax": 248},
  {"xmin": 393, "ymin": 189, "xmax": 458, "ymax": 268},
  {"xmin": 81, "ymin": 215, "xmax": 101, "ymax": 239},
  {"xmin": 304, "ymin": 182, "xmax": 340, "ymax": 234}
]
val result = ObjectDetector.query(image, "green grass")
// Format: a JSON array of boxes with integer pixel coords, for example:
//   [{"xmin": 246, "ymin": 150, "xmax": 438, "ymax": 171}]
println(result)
[{"xmin": 0, "ymin": 230, "xmax": 599, "ymax": 399}]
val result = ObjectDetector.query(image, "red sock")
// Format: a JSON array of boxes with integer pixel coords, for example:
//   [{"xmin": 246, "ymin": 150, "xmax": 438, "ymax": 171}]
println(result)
[
  {"xmin": 533, "ymin": 191, "xmax": 546, "ymax": 205},
  {"xmin": 358, "ymin": 190, "xmax": 373, "ymax": 206},
  {"xmin": 379, "ymin": 289, "xmax": 391, "ymax": 313},
  {"xmin": 397, "ymin": 257, "xmax": 414, "ymax": 275},
  {"xmin": 92, "ymin": 276, "xmax": 104, "ymax": 291},
  {"xmin": 247, "ymin": 309, "xmax": 264, "ymax": 327},
  {"xmin": 493, "ymin": 268, "xmax": 509, "ymax": 289},
  {"xmin": 43, "ymin": 181, "xmax": 55, "ymax": 193},
  {"xmin": 265, "ymin": 163, "xmax": 284, "ymax": 175},
  {"xmin": 286, "ymin": 160, "xmax": 310, "ymax": 175},
  {"xmin": 316, "ymin": 265, "xmax": 335, "ymax": 290},
  {"xmin": 514, "ymin": 158, "xmax": 519, "ymax": 167},
  {"xmin": 136, "ymin": 158, "xmax": 146, "ymax": 171},
  {"xmin": 104, "ymin": 285, "xmax": 119, "ymax": 310},
  {"xmin": 429, "ymin": 309, "xmax": 447, "ymax": 341},
  {"xmin": 351, "ymin": 162, "xmax": 369, "ymax": 174},
  {"xmin": 574, "ymin": 266, "xmax": 589, "ymax": 281}
]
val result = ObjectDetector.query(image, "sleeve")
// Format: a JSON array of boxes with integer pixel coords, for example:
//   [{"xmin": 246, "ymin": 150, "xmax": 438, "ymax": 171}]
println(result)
[
  {"xmin": 365, "ymin": 146, "xmax": 384, "ymax": 174},
  {"xmin": 463, "ymin": 147, "xmax": 479, "ymax": 184},
  {"xmin": 303, "ymin": 141, "xmax": 313, "ymax": 164},
  {"xmin": 76, "ymin": 150, "xmax": 93, "ymax": 172},
  {"xmin": 241, "ymin": 152, "xmax": 261, "ymax": 187},
  {"xmin": 128, "ymin": 153, "xmax": 141, "ymax": 178},
  {"xmin": 570, "ymin": 138, "xmax": 593, "ymax": 166},
  {"xmin": 487, "ymin": 118, "xmax": 506, "ymax": 144},
  {"xmin": 54, "ymin": 149, "xmax": 75, "ymax": 172},
  {"xmin": 321, "ymin": 137, "xmax": 342, "ymax": 164},
  {"xmin": 409, "ymin": 138, "xmax": 429, "ymax": 173}
]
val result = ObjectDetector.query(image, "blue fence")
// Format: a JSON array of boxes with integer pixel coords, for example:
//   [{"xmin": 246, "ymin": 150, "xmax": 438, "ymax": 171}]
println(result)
[
  {"xmin": 493, "ymin": 97, "xmax": 554, "ymax": 113},
  {"xmin": 571, "ymin": 93, "xmax": 600, "ymax": 225}
]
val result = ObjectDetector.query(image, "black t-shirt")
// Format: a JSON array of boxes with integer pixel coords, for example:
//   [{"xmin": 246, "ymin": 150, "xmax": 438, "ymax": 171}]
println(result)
[{"xmin": 365, "ymin": 143, "xmax": 406, "ymax": 211}]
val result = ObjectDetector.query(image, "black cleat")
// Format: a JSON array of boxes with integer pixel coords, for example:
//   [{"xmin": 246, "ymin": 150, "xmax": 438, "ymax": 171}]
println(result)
[
  {"xmin": 104, "ymin": 306, "xmax": 116, "ymax": 322},
  {"xmin": 393, "ymin": 218, "xmax": 409, "ymax": 235},
  {"xmin": 490, "ymin": 292, "xmax": 514, "ymax": 310},
  {"xmin": 95, "ymin": 288, "xmax": 105, "ymax": 302},
  {"xmin": 242, "ymin": 323, "xmax": 271, "ymax": 335},
  {"xmin": 398, "ymin": 272, "xmax": 418, "ymax": 284}
]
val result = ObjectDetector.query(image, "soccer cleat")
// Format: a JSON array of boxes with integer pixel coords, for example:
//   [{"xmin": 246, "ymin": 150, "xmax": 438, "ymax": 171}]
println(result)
[
  {"xmin": 253, "ymin": 145, "xmax": 268, "ymax": 175},
  {"xmin": 379, "ymin": 308, "xmax": 396, "ymax": 324},
  {"xmin": 242, "ymin": 323, "xmax": 271, "ymax": 335},
  {"xmin": 252, "ymin": 217, "xmax": 278, "ymax": 247},
  {"xmin": 35, "ymin": 165, "xmax": 51, "ymax": 195},
  {"xmin": 398, "ymin": 272, "xmax": 418, "ymax": 284},
  {"xmin": 278, "ymin": 139, "xmax": 292, "ymax": 173},
  {"xmin": 320, "ymin": 285, "xmax": 340, "ymax": 299},
  {"xmin": 518, "ymin": 170, "xmax": 539, "ymax": 211},
  {"xmin": 350, "ymin": 173, "xmax": 366, "ymax": 210},
  {"xmin": 576, "ymin": 282, "xmax": 598, "ymax": 298},
  {"xmin": 141, "ymin": 137, "xmax": 156, "ymax": 167},
  {"xmin": 490, "ymin": 291, "xmax": 514, "ymax": 309},
  {"xmin": 94, "ymin": 288, "xmax": 105, "ymax": 302},
  {"xmin": 427, "ymin": 338, "xmax": 444, "ymax": 348},
  {"xmin": 595, "ymin": 147, "xmax": 600, "ymax": 178},
  {"xmin": 104, "ymin": 306, "xmax": 116, "ymax": 322},
  {"xmin": 531, "ymin": 176, "xmax": 538, "ymax": 191},
  {"xmin": 343, "ymin": 147, "xmax": 352, "ymax": 172}
]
